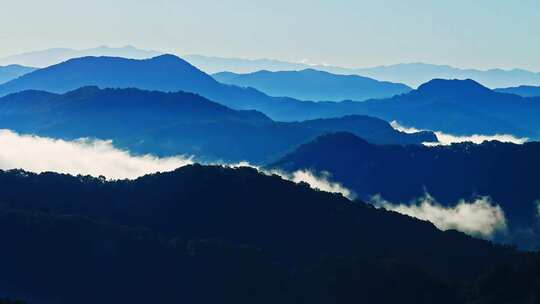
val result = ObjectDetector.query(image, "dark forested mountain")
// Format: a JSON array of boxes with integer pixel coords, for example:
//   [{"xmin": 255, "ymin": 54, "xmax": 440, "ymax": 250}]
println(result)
[
  {"xmin": 270, "ymin": 132, "xmax": 540, "ymax": 248},
  {"xmin": 1, "ymin": 56, "xmax": 539, "ymax": 139},
  {"xmin": 213, "ymin": 69, "xmax": 411, "ymax": 101},
  {"xmin": 0, "ymin": 65, "xmax": 36, "ymax": 84},
  {"xmin": 495, "ymin": 85, "xmax": 540, "ymax": 97},
  {"xmin": 0, "ymin": 87, "xmax": 433, "ymax": 163},
  {"xmin": 0, "ymin": 165, "xmax": 535, "ymax": 303}
]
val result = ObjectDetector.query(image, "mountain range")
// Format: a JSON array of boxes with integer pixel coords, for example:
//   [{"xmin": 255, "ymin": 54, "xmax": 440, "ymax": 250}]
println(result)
[
  {"xmin": 0, "ymin": 46, "xmax": 161, "ymax": 68},
  {"xmin": 0, "ymin": 164, "xmax": 535, "ymax": 304},
  {"xmin": 0, "ymin": 54, "xmax": 318, "ymax": 121},
  {"xmin": 0, "ymin": 87, "xmax": 434, "ymax": 163},
  {"xmin": 270, "ymin": 132, "xmax": 540, "ymax": 249},
  {"xmin": 1, "ymin": 54, "xmax": 539, "ymax": 139},
  {"xmin": 495, "ymin": 85, "xmax": 540, "ymax": 97},
  {"xmin": 2, "ymin": 46, "xmax": 539, "ymax": 89},
  {"xmin": 0, "ymin": 65, "xmax": 36, "ymax": 85},
  {"xmin": 186, "ymin": 54, "xmax": 540, "ymax": 88},
  {"xmin": 213, "ymin": 69, "xmax": 412, "ymax": 101}
]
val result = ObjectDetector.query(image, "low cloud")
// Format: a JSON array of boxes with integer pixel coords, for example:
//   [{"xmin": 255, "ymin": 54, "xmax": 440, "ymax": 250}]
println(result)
[
  {"xmin": 272, "ymin": 169, "xmax": 356, "ymax": 199},
  {"xmin": 390, "ymin": 121, "xmax": 528, "ymax": 145},
  {"xmin": 225, "ymin": 161, "xmax": 355, "ymax": 199},
  {"xmin": 370, "ymin": 194, "xmax": 507, "ymax": 238},
  {"xmin": 0, "ymin": 129, "xmax": 193, "ymax": 179},
  {"xmin": 0, "ymin": 130, "xmax": 355, "ymax": 199}
]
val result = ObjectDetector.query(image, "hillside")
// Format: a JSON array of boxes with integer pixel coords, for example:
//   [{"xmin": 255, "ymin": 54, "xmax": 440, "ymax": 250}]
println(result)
[{"xmin": 0, "ymin": 165, "xmax": 527, "ymax": 303}]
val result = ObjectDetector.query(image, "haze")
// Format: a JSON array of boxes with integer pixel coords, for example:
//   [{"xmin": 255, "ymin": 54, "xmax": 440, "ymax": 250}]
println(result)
[{"xmin": 1, "ymin": 0, "xmax": 539, "ymax": 71}]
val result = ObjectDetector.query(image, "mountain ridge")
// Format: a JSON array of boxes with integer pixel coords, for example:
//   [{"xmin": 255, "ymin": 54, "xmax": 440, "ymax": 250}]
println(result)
[
  {"xmin": 0, "ymin": 87, "xmax": 435, "ymax": 163},
  {"xmin": 185, "ymin": 54, "xmax": 540, "ymax": 88},
  {"xmin": 1, "ymin": 55, "xmax": 539, "ymax": 139},
  {"xmin": 0, "ymin": 164, "xmax": 528, "ymax": 303},
  {"xmin": 495, "ymin": 85, "xmax": 540, "ymax": 97},
  {"xmin": 0, "ymin": 64, "xmax": 37, "ymax": 84},
  {"xmin": 270, "ymin": 132, "xmax": 540, "ymax": 249},
  {"xmin": 0, "ymin": 45, "xmax": 161, "ymax": 68},
  {"xmin": 213, "ymin": 69, "xmax": 411, "ymax": 101}
]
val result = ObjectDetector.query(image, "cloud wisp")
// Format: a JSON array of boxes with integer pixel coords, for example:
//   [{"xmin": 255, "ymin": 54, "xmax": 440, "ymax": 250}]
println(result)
[
  {"xmin": 390, "ymin": 120, "xmax": 528, "ymax": 145},
  {"xmin": 0, "ymin": 129, "xmax": 193, "ymax": 179},
  {"xmin": 271, "ymin": 169, "xmax": 356, "ymax": 199},
  {"xmin": 370, "ymin": 194, "xmax": 507, "ymax": 238},
  {"xmin": 226, "ymin": 162, "xmax": 355, "ymax": 199}
]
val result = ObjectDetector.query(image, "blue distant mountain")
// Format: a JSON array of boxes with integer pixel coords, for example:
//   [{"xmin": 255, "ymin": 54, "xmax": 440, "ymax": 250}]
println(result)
[
  {"xmin": 185, "ymin": 54, "xmax": 540, "ymax": 88},
  {"xmin": 0, "ymin": 45, "xmax": 161, "ymax": 68},
  {"xmin": 495, "ymin": 85, "xmax": 540, "ymax": 97},
  {"xmin": 0, "ymin": 54, "xmax": 313, "ymax": 121},
  {"xmin": 354, "ymin": 63, "xmax": 540, "ymax": 89},
  {"xmin": 0, "ymin": 87, "xmax": 434, "ymax": 163},
  {"xmin": 213, "ymin": 69, "xmax": 411, "ymax": 101},
  {"xmin": 357, "ymin": 79, "xmax": 540, "ymax": 138},
  {"xmin": 1, "ymin": 54, "xmax": 539, "ymax": 139},
  {"xmin": 0, "ymin": 64, "xmax": 37, "ymax": 84},
  {"xmin": 184, "ymin": 54, "xmax": 308, "ymax": 74}
]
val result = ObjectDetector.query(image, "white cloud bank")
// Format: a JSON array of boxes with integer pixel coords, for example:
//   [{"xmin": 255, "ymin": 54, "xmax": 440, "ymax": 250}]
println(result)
[
  {"xmin": 390, "ymin": 121, "xmax": 528, "ymax": 146},
  {"xmin": 0, "ymin": 129, "xmax": 509, "ymax": 238},
  {"xmin": 0, "ymin": 129, "xmax": 193, "ymax": 179},
  {"xmin": 370, "ymin": 194, "xmax": 507, "ymax": 238},
  {"xmin": 0, "ymin": 130, "xmax": 354, "ymax": 200}
]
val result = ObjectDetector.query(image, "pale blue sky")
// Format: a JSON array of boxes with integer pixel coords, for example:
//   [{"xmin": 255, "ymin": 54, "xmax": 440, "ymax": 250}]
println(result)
[{"xmin": 1, "ymin": 0, "xmax": 539, "ymax": 70}]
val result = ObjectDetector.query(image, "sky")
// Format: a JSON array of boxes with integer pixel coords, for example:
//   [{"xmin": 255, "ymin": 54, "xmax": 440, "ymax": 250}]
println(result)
[{"xmin": 1, "ymin": 0, "xmax": 539, "ymax": 71}]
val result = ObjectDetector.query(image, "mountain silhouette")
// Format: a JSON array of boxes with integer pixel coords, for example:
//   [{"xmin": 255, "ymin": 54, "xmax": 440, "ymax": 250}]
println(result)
[
  {"xmin": 0, "ymin": 64, "xmax": 36, "ymax": 84},
  {"xmin": 495, "ymin": 85, "xmax": 540, "ymax": 97},
  {"xmin": 213, "ymin": 69, "xmax": 411, "ymax": 101},
  {"xmin": 0, "ymin": 87, "xmax": 434, "ymax": 163},
  {"xmin": 0, "ymin": 54, "xmax": 328, "ymax": 121},
  {"xmin": 1, "ymin": 56, "xmax": 539, "ymax": 138},
  {"xmin": 0, "ymin": 45, "xmax": 161, "ymax": 68},
  {"xmin": 354, "ymin": 63, "xmax": 540, "ymax": 88},
  {"xmin": 270, "ymin": 132, "xmax": 540, "ymax": 249},
  {"xmin": 184, "ymin": 54, "xmax": 540, "ymax": 88},
  {"xmin": 0, "ymin": 165, "xmax": 528, "ymax": 303}
]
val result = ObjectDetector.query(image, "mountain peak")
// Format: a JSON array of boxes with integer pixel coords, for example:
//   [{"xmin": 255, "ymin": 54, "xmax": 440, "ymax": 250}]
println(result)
[
  {"xmin": 151, "ymin": 53, "xmax": 183, "ymax": 61},
  {"xmin": 417, "ymin": 78, "xmax": 491, "ymax": 94}
]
